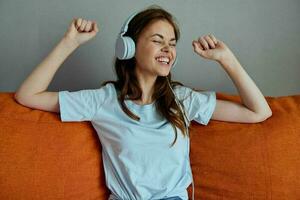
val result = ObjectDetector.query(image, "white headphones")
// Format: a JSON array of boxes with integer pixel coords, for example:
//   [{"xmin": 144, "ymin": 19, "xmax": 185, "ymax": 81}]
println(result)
[{"xmin": 115, "ymin": 12, "xmax": 178, "ymax": 68}]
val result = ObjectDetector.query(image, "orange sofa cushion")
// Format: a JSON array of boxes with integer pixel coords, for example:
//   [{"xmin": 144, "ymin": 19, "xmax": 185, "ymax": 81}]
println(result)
[
  {"xmin": 188, "ymin": 93, "xmax": 300, "ymax": 199},
  {"xmin": 0, "ymin": 92, "xmax": 300, "ymax": 199},
  {"xmin": 0, "ymin": 93, "xmax": 109, "ymax": 200}
]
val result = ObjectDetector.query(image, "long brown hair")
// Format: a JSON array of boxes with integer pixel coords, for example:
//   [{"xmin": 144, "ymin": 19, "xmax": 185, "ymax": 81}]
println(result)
[{"xmin": 102, "ymin": 5, "xmax": 189, "ymax": 147}]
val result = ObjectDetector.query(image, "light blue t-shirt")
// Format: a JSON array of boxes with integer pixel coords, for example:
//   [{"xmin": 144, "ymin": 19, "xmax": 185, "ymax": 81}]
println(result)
[{"xmin": 58, "ymin": 83, "xmax": 216, "ymax": 200}]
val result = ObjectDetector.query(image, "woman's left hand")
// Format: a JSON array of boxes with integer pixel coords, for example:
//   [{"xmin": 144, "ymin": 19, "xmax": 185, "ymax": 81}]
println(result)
[{"xmin": 192, "ymin": 34, "xmax": 235, "ymax": 63}]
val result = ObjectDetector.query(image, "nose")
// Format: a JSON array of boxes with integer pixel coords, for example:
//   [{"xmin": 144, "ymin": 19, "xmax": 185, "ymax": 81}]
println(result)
[{"xmin": 161, "ymin": 44, "xmax": 171, "ymax": 52}]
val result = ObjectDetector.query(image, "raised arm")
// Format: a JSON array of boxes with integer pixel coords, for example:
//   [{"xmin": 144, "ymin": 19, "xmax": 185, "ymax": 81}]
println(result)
[
  {"xmin": 14, "ymin": 18, "xmax": 99, "ymax": 113},
  {"xmin": 192, "ymin": 34, "xmax": 272, "ymax": 123}
]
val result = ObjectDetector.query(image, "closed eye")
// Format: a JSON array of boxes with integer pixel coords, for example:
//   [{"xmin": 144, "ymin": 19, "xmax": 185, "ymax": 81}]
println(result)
[{"xmin": 153, "ymin": 41, "xmax": 176, "ymax": 47}]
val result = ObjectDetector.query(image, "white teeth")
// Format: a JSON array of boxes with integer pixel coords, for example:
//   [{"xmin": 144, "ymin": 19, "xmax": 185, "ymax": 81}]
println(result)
[{"xmin": 156, "ymin": 57, "xmax": 170, "ymax": 64}]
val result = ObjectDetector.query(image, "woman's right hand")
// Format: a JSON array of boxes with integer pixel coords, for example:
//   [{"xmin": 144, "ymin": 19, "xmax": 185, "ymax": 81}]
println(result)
[{"xmin": 63, "ymin": 18, "xmax": 99, "ymax": 47}]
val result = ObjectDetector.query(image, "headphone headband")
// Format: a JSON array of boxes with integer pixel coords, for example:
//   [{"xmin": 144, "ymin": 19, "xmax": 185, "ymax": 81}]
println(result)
[{"xmin": 119, "ymin": 12, "xmax": 138, "ymax": 36}]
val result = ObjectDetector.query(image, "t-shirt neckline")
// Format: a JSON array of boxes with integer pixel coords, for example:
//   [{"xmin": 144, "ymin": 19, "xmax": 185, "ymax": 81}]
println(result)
[{"xmin": 110, "ymin": 83, "xmax": 156, "ymax": 110}]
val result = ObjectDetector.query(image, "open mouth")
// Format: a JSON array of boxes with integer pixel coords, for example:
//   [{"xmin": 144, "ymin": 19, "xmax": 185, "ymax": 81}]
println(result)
[{"xmin": 155, "ymin": 56, "xmax": 170, "ymax": 65}]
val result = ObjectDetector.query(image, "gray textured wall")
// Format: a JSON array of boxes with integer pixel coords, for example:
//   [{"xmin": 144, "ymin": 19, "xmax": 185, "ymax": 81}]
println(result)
[{"xmin": 1, "ymin": 0, "xmax": 299, "ymax": 97}]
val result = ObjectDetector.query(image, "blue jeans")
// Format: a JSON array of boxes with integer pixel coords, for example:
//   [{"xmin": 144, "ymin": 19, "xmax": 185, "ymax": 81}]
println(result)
[{"xmin": 159, "ymin": 197, "xmax": 182, "ymax": 200}]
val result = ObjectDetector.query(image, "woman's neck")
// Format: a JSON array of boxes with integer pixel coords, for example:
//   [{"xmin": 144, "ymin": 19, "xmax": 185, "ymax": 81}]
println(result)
[{"xmin": 134, "ymin": 73, "xmax": 157, "ymax": 105}]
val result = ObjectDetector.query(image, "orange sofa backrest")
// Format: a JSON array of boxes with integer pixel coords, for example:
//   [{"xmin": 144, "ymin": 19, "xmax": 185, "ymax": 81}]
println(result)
[{"xmin": 1, "ymin": 92, "xmax": 300, "ymax": 199}]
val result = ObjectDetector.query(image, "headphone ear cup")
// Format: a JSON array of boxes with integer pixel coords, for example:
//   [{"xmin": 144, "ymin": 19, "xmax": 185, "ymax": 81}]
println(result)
[
  {"xmin": 125, "ymin": 37, "xmax": 135, "ymax": 59},
  {"xmin": 115, "ymin": 36, "xmax": 135, "ymax": 60},
  {"xmin": 115, "ymin": 36, "xmax": 127, "ymax": 59}
]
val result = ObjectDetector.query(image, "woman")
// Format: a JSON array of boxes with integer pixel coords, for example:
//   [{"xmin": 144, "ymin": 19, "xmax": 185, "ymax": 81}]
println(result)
[{"xmin": 14, "ymin": 5, "xmax": 272, "ymax": 200}]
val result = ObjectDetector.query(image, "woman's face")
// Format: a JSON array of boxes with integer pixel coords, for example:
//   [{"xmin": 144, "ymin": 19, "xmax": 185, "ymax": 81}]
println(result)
[{"xmin": 134, "ymin": 19, "xmax": 177, "ymax": 78}]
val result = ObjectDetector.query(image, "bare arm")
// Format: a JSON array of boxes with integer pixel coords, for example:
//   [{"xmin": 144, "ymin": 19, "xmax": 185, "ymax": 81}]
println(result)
[
  {"xmin": 15, "ymin": 18, "xmax": 99, "ymax": 113},
  {"xmin": 14, "ymin": 37, "xmax": 79, "ymax": 113},
  {"xmin": 212, "ymin": 57, "xmax": 272, "ymax": 123},
  {"xmin": 192, "ymin": 34, "xmax": 272, "ymax": 123}
]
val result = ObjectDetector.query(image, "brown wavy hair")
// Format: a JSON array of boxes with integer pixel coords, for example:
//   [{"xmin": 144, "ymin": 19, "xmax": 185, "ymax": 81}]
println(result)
[{"xmin": 102, "ymin": 5, "xmax": 189, "ymax": 147}]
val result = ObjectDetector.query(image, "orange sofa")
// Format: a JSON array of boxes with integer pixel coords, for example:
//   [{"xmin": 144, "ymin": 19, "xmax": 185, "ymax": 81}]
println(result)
[{"xmin": 0, "ymin": 92, "xmax": 299, "ymax": 200}]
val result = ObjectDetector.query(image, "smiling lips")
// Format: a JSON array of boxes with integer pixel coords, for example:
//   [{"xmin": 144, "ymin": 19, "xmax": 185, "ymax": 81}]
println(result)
[{"xmin": 155, "ymin": 56, "xmax": 171, "ymax": 65}]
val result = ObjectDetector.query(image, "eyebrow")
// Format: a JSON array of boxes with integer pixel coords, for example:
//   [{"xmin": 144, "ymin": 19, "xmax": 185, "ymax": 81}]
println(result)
[{"xmin": 150, "ymin": 33, "xmax": 176, "ymax": 41}]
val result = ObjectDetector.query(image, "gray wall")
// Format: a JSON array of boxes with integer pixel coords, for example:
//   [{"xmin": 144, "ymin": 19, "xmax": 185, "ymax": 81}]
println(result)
[{"xmin": 1, "ymin": 0, "xmax": 299, "ymax": 97}]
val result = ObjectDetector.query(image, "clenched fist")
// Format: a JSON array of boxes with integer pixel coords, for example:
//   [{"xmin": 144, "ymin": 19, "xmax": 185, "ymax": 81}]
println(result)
[
  {"xmin": 63, "ymin": 18, "xmax": 99, "ymax": 47},
  {"xmin": 192, "ymin": 34, "xmax": 234, "ymax": 63}
]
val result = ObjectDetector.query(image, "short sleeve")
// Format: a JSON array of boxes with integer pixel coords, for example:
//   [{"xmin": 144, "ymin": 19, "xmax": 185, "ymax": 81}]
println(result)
[
  {"xmin": 58, "ymin": 84, "xmax": 111, "ymax": 122},
  {"xmin": 174, "ymin": 85, "xmax": 217, "ymax": 125}
]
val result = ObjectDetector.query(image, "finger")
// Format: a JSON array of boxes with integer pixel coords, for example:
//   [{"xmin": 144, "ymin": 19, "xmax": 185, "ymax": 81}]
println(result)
[
  {"xmin": 209, "ymin": 34, "xmax": 218, "ymax": 44},
  {"xmin": 204, "ymin": 35, "xmax": 215, "ymax": 48},
  {"xmin": 84, "ymin": 21, "xmax": 92, "ymax": 32},
  {"xmin": 80, "ymin": 20, "xmax": 88, "ymax": 31},
  {"xmin": 76, "ymin": 18, "xmax": 82, "ymax": 28},
  {"xmin": 199, "ymin": 37, "xmax": 209, "ymax": 50},
  {"xmin": 71, "ymin": 18, "xmax": 77, "ymax": 29},
  {"xmin": 192, "ymin": 40, "xmax": 204, "ymax": 51},
  {"xmin": 194, "ymin": 38, "xmax": 205, "ymax": 50},
  {"xmin": 193, "ymin": 41, "xmax": 205, "ymax": 56}
]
